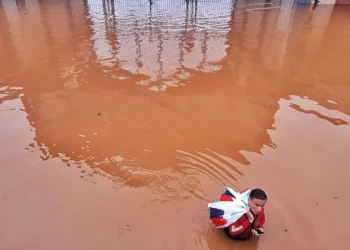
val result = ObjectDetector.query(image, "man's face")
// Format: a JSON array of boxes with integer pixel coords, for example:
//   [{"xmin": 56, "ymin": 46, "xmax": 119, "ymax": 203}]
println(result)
[{"xmin": 248, "ymin": 198, "xmax": 267, "ymax": 215}]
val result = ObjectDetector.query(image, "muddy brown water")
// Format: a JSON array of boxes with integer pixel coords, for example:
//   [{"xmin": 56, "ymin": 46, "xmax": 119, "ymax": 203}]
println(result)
[{"xmin": 1, "ymin": 0, "xmax": 350, "ymax": 249}]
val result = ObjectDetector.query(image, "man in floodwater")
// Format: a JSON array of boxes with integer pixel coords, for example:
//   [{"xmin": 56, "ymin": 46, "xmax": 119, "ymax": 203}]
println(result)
[{"xmin": 220, "ymin": 188, "xmax": 267, "ymax": 240}]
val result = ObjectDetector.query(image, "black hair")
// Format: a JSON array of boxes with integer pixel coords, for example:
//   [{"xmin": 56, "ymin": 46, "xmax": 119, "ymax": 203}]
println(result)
[{"xmin": 249, "ymin": 188, "xmax": 267, "ymax": 200}]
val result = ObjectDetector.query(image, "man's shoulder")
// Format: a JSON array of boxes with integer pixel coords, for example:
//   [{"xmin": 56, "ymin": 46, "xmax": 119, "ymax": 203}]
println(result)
[{"xmin": 237, "ymin": 212, "xmax": 248, "ymax": 222}]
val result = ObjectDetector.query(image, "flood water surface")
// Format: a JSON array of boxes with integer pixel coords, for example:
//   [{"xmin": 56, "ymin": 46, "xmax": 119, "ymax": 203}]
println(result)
[{"xmin": 1, "ymin": 1, "xmax": 350, "ymax": 250}]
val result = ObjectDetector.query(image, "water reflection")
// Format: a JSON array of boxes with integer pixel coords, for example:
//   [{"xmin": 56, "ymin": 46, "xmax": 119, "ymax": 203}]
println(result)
[
  {"xmin": 1, "ymin": 1, "xmax": 350, "ymax": 249},
  {"xmin": 86, "ymin": 0, "xmax": 233, "ymax": 90},
  {"xmin": 1, "ymin": 0, "xmax": 350, "ymax": 191}
]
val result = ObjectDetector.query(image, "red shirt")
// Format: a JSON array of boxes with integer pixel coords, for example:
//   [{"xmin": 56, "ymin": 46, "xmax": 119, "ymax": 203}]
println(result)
[{"xmin": 220, "ymin": 192, "xmax": 266, "ymax": 240}]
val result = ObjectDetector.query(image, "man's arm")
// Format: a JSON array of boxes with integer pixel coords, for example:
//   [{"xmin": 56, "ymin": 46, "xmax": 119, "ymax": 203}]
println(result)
[
  {"xmin": 252, "ymin": 212, "xmax": 266, "ymax": 236},
  {"xmin": 228, "ymin": 216, "xmax": 251, "ymax": 236},
  {"xmin": 257, "ymin": 211, "xmax": 266, "ymax": 229}
]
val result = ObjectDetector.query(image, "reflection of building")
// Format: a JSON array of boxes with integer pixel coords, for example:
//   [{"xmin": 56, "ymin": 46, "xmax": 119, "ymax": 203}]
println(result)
[
  {"xmin": 87, "ymin": 0, "xmax": 233, "ymax": 90},
  {"xmin": 0, "ymin": 0, "xmax": 95, "ymax": 91},
  {"xmin": 1, "ymin": 0, "xmax": 350, "ymax": 187},
  {"xmin": 1, "ymin": 0, "xmax": 49, "ymax": 74}
]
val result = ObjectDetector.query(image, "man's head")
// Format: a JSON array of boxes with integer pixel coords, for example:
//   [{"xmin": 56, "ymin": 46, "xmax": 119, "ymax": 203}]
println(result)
[{"xmin": 248, "ymin": 188, "xmax": 267, "ymax": 215}]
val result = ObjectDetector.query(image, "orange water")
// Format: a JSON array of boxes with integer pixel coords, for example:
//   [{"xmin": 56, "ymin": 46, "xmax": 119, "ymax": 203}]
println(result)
[{"xmin": 1, "ymin": 1, "xmax": 350, "ymax": 250}]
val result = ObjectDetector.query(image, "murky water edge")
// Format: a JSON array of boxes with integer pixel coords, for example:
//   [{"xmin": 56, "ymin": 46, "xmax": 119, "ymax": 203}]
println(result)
[{"xmin": 1, "ymin": 1, "xmax": 350, "ymax": 250}]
